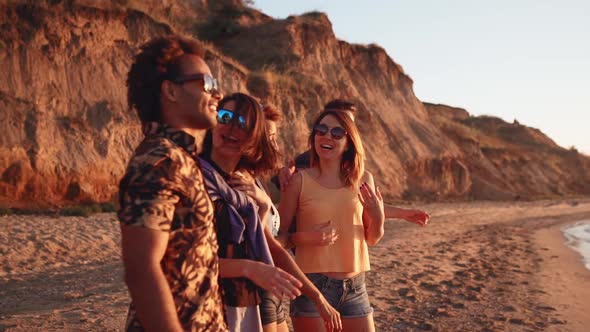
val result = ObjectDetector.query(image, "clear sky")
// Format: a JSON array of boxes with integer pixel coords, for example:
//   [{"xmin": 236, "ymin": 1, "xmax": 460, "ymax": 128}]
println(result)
[{"xmin": 253, "ymin": 0, "xmax": 590, "ymax": 154}]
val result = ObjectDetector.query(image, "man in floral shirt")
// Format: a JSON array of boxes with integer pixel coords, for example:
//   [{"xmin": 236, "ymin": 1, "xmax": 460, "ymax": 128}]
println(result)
[{"xmin": 118, "ymin": 35, "xmax": 226, "ymax": 331}]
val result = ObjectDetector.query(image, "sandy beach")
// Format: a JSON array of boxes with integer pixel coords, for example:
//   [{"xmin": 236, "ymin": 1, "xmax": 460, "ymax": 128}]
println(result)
[{"xmin": 1, "ymin": 199, "xmax": 590, "ymax": 332}]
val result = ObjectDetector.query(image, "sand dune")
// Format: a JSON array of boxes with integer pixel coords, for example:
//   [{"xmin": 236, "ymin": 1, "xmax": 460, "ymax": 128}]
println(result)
[{"xmin": 1, "ymin": 200, "xmax": 590, "ymax": 331}]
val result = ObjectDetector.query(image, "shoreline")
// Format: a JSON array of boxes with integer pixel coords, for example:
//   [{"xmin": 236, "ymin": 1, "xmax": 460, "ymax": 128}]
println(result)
[
  {"xmin": 533, "ymin": 219, "xmax": 590, "ymax": 332},
  {"xmin": 561, "ymin": 220, "xmax": 590, "ymax": 271}
]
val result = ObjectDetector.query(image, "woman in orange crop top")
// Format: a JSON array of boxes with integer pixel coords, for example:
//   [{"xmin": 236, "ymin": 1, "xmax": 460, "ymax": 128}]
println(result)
[{"xmin": 278, "ymin": 109, "xmax": 385, "ymax": 332}]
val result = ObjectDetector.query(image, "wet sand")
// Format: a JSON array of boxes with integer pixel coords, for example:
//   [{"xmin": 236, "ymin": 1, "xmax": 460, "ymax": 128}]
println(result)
[{"xmin": 1, "ymin": 199, "xmax": 590, "ymax": 331}]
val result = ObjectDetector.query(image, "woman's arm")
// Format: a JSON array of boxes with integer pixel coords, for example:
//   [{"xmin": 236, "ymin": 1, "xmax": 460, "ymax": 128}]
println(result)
[
  {"xmin": 218, "ymin": 258, "xmax": 301, "ymax": 300},
  {"xmin": 288, "ymin": 221, "xmax": 339, "ymax": 247},
  {"xmin": 359, "ymin": 171, "xmax": 385, "ymax": 246},
  {"xmin": 276, "ymin": 172, "xmax": 302, "ymax": 247},
  {"xmin": 265, "ymin": 227, "xmax": 342, "ymax": 331},
  {"xmin": 213, "ymin": 198, "xmax": 301, "ymax": 300}
]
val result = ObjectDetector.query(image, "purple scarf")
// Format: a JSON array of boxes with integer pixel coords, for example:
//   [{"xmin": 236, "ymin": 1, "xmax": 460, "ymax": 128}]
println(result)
[{"xmin": 199, "ymin": 157, "xmax": 274, "ymax": 266}]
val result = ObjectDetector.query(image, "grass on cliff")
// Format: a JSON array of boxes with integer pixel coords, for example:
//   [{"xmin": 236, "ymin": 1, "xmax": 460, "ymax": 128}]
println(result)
[
  {"xmin": 1, "ymin": 202, "xmax": 117, "ymax": 218},
  {"xmin": 60, "ymin": 202, "xmax": 117, "ymax": 217},
  {"xmin": 0, "ymin": 205, "xmax": 13, "ymax": 216},
  {"xmin": 431, "ymin": 113, "xmax": 504, "ymax": 149},
  {"xmin": 247, "ymin": 66, "xmax": 299, "ymax": 96}
]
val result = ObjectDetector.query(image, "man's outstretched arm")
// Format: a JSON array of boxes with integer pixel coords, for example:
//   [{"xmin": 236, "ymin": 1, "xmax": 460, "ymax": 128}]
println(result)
[{"xmin": 384, "ymin": 204, "xmax": 429, "ymax": 226}]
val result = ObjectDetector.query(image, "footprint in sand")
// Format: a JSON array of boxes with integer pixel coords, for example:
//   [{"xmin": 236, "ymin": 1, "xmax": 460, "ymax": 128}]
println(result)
[
  {"xmin": 467, "ymin": 285, "xmax": 482, "ymax": 293},
  {"xmin": 441, "ymin": 279, "xmax": 461, "ymax": 289},
  {"xmin": 410, "ymin": 272, "xmax": 427, "ymax": 280},
  {"xmin": 465, "ymin": 293, "xmax": 481, "ymax": 301},
  {"xmin": 508, "ymin": 317, "xmax": 526, "ymax": 325},
  {"xmin": 451, "ymin": 302, "xmax": 465, "ymax": 309},
  {"xmin": 397, "ymin": 287, "xmax": 413, "ymax": 297},
  {"xmin": 428, "ymin": 307, "xmax": 451, "ymax": 317},
  {"xmin": 388, "ymin": 260, "xmax": 401, "ymax": 268},
  {"xmin": 534, "ymin": 321, "xmax": 548, "ymax": 329},
  {"xmin": 418, "ymin": 282, "xmax": 440, "ymax": 292},
  {"xmin": 492, "ymin": 315, "xmax": 507, "ymax": 322},
  {"xmin": 392, "ymin": 321, "xmax": 411, "ymax": 330},
  {"xmin": 414, "ymin": 322, "xmax": 433, "ymax": 330},
  {"xmin": 550, "ymin": 318, "xmax": 566, "ymax": 325},
  {"xmin": 501, "ymin": 305, "xmax": 516, "ymax": 312},
  {"xmin": 473, "ymin": 273, "xmax": 485, "ymax": 281},
  {"xmin": 536, "ymin": 305, "xmax": 556, "ymax": 312}
]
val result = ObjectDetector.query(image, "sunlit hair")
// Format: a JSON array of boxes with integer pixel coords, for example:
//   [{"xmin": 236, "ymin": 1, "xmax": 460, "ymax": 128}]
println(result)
[
  {"xmin": 262, "ymin": 104, "xmax": 282, "ymax": 122},
  {"xmin": 309, "ymin": 110, "xmax": 365, "ymax": 188},
  {"xmin": 262, "ymin": 103, "xmax": 283, "ymax": 166},
  {"xmin": 127, "ymin": 35, "xmax": 206, "ymax": 124},
  {"xmin": 202, "ymin": 93, "xmax": 280, "ymax": 177}
]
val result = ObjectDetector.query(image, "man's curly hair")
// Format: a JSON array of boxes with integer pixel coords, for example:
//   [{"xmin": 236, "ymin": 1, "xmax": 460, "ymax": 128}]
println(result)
[{"xmin": 126, "ymin": 35, "xmax": 206, "ymax": 124}]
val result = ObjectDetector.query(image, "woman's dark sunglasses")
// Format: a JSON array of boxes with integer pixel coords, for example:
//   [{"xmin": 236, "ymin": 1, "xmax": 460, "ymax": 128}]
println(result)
[
  {"xmin": 170, "ymin": 73, "xmax": 219, "ymax": 94},
  {"xmin": 217, "ymin": 109, "xmax": 247, "ymax": 129},
  {"xmin": 313, "ymin": 124, "xmax": 347, "ymax": 140}
]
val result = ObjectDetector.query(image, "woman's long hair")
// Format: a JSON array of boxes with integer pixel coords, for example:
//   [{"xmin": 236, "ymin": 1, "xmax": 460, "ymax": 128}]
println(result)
[
  {"xmin": 309, "ymin": 110, "xmax": 365, "ymax": 188},
  {"xmin": 201, "ymin": 93, "xmax": 280, "ymax": 177}
]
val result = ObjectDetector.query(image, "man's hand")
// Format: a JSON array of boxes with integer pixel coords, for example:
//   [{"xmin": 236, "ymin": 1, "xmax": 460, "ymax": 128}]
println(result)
[
  {"xmin": 403, "ymin": 209, "xmax": 430, "ymax": 226},
  {"xmin": 278, "ymin": 163, "xmax": 296, "ymax": 191}
]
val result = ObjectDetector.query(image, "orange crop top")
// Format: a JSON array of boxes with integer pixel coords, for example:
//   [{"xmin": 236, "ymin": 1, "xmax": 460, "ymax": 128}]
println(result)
[{"xmin": 294, "ymin": 170, "xmax": 370, "ymax": 273}]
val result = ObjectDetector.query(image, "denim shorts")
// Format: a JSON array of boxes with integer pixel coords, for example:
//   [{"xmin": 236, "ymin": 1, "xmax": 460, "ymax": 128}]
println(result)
[
  {"xmin": 259, "ymin": 289, "xmax": 287, "ymax": 325},
  {"xmin": 290, "ymin": 272, "xmax": 373, "ymax": 318}
]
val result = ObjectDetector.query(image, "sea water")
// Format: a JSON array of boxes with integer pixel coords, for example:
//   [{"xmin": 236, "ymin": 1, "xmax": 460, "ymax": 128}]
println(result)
[{"xmin": 562, "ymin": 221, "xmax": 590, "ymax": 271}]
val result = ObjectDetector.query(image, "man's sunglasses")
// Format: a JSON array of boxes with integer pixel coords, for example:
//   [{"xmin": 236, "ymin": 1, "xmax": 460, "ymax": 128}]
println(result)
[
  {"xmin": 217, "ymin": 109, "xmax": 247, "ymax": 129},
  {"xmin": 170, "ymin": 73, "xmax": 219, "ymax": 94},
  {"xmin": 313, "ymin": 124, "xmax": 347, "ymax": 140}
]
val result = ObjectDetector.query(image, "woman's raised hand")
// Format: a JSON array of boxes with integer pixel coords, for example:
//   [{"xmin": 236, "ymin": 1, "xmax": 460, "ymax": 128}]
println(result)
[
  {"xmin": 228, "ymin": 171, "xmax": 271, "ymax": 209},
  {"xmin": 358, "ymin": 183, "xmax": 384, "ymax": 220},
  {"xmin": 278, "ymin": 162, "xmax": 296, "ymax": 191}
]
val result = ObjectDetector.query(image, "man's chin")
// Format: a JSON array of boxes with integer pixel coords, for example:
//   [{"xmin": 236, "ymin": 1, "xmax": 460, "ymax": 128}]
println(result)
[
  {"xmin": 188, "ymin": 115, "xmax": 217, "ymax": 130},
  {"xmin": 204, "ymin": 116, "xmax": 218, "ymax": 129}
]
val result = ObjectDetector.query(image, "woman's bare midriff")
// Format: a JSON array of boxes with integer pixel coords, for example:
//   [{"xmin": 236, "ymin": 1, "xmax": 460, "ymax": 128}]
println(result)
[{"xmin": 322, "ymin": 271, "xmax": 361, "ymax": 279}]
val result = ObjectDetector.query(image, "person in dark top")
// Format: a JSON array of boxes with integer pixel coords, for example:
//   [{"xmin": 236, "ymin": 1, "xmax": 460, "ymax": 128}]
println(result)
[{"xmin": 199, "ymin": 93, "xmax": 342, "ymax": 331}]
